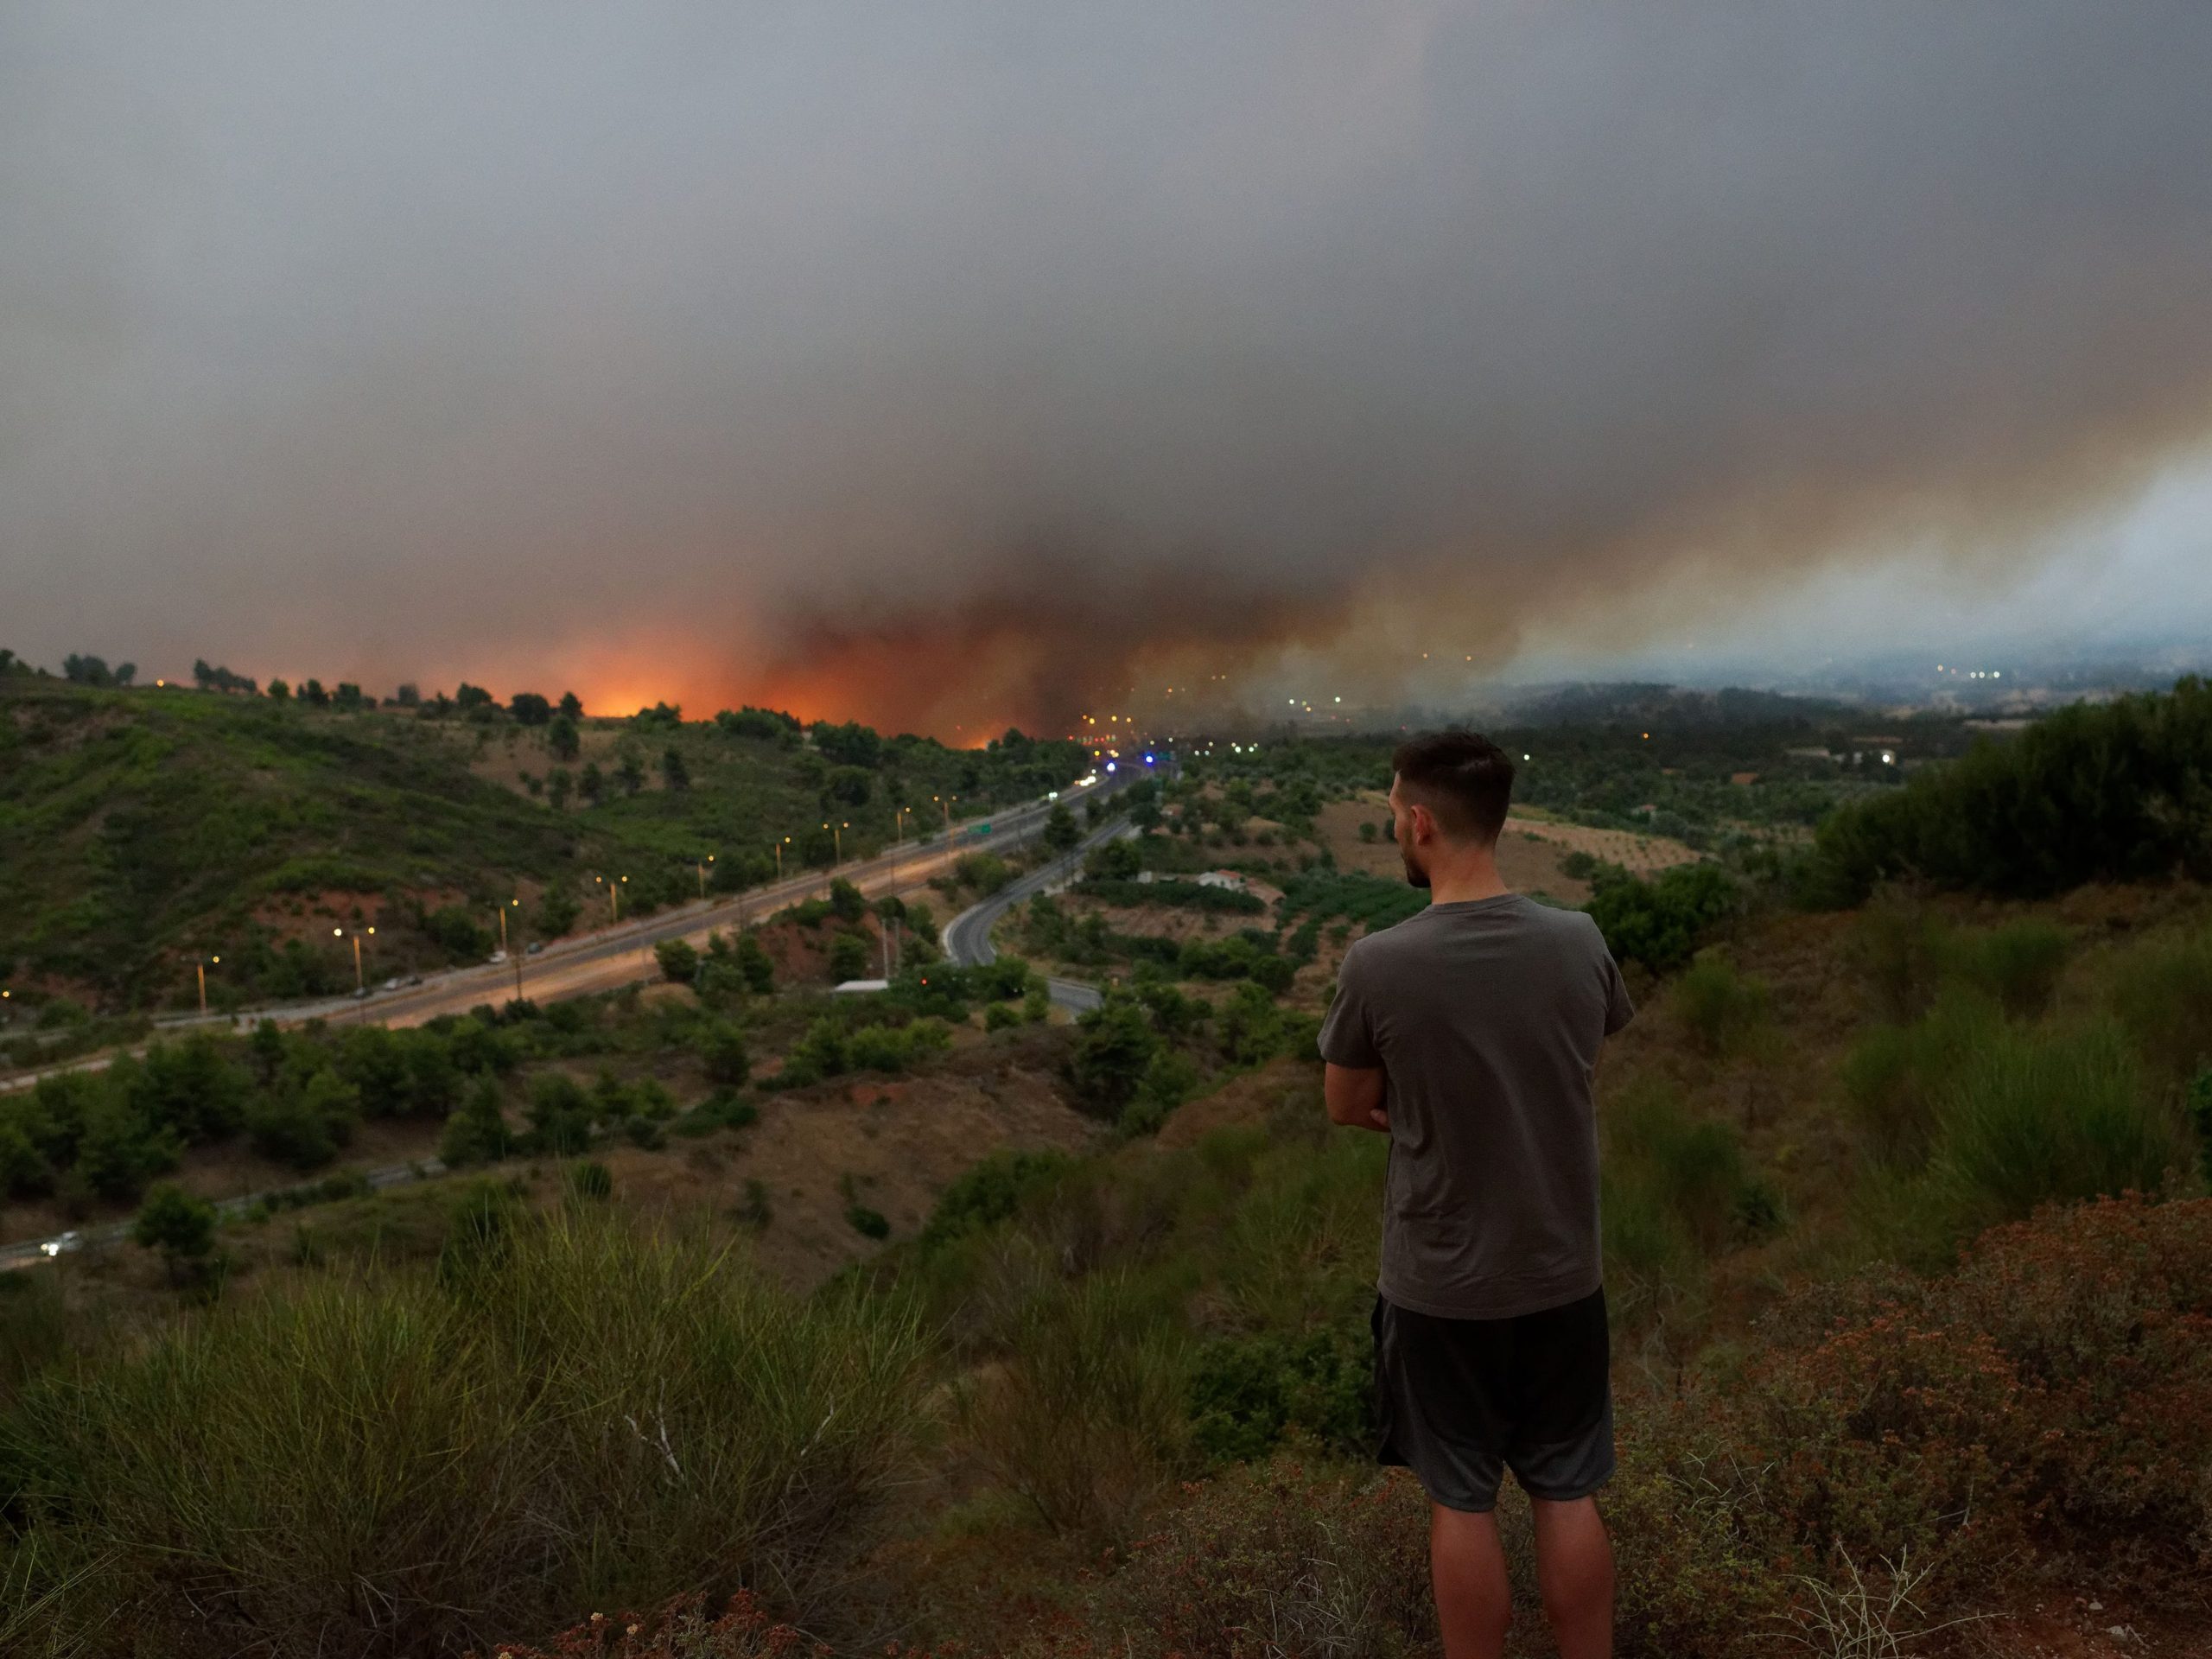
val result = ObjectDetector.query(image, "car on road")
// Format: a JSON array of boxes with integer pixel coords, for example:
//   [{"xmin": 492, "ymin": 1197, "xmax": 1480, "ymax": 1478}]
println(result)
[
  {"xmin": 383, "ymin": 976, "xmax": 402, "ymax": 991},
  {"xmin": 487, "ymin": 950, "xmax": 508, "ymax": 965},
  {"xmin": 406, "ymin": 974, "xmax": 424, "ymax": 987},
  {"xmin": 526, "ymin": 941, "xmax": 543, "ymax": 956},
  {"xmin": 39, "ymin": 1230, "xmax": 79, "ymax": 1258}
]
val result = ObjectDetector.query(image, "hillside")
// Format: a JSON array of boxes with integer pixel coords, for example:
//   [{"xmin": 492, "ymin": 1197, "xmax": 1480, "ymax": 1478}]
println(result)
[
  {"xmin": 3, "ymin": 864, "xmax": 2208, "ymax": 1656},
  {"xmin": 0, "ymin": 671, "xmax": 1089, "ymax": 1014},
  {"xmin": 4, "ymin": 677, "xmax": 2209, "ymax": 1656}
]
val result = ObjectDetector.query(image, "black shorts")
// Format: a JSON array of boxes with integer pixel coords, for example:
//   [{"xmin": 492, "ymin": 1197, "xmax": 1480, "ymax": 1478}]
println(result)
[{"xmin": 1370, "ymin": 1285, "xmax": 1615, "ymax": 1513}]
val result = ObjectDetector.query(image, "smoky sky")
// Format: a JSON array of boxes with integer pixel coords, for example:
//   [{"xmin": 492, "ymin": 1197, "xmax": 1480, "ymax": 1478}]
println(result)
[{"xmin": 5, "ymin": 3, "xmax": 2212, "ymax": 733}]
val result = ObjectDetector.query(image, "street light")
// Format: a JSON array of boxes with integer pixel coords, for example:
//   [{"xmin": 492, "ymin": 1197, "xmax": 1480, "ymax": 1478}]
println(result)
[
  {"xmin": 196, "ymin": 954, "xmax": 221, "ymax": 1016},
  {"xmin": 334, "ymin": 925, "xmax": 375, "ymax": 994},
  {"xmin": 775, "ymin": 836, "xmax": 791, "ymax": 880},
  {"xmin": 496, "ymin": 899, "xmax": 518, "ymax": 956},
  {"xmin": 823, "ymin": 819, "xmax": 849, "ymax": 863},
  {"xmin": 894, "ymin": 804, "xmax": 912, "ymax": 845},
  {"xmin": 696, "ymin": 854, "xmax": 715, "ymax": 900},
  {"xmin": 595, "ymin": 874, "xmax": 626, "ymax": 922}
]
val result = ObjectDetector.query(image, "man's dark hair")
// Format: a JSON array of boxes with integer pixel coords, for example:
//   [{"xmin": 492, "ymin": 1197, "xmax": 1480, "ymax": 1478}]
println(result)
[{"xmin": 1391, "ymin": 728, "xmax": 1516, "ymax": 844}]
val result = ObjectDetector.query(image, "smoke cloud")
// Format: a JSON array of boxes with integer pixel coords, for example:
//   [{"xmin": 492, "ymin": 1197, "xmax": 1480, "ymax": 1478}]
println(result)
[{"xmin": 4, "ymin": 3, "xmax": 2211, "ymax": 734}]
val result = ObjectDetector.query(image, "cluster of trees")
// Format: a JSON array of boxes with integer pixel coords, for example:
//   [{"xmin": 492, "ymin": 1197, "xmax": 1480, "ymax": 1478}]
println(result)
[
  {"xmin": 1582, "ymin": 861, "xmax": 1745, "ymax": 974},
  {"xmin": 62, "ymin": 653, "xmax": 137, "ymax": 687},
  {"xmin": 0, "ymin": 1022, "xmax": 477, "ymax": 1205},
  {"xmin": 266, "ymin": 677, "xmax": 368, "ymax": 709},
  {"xmin": 192, "ymin": 658, "xmax": 257, "ymax": 694},
  {"xmin": 1068, "ymin": 967, "xmax": 1318, "ymax": 1131},
  {"xmin": 1810, "ymin": 677, "xmax": 2212, "ymax": 903},
  {"xmin": 654, "ymin": 929, "xmax": 777, "ymax": 1001},
  {"xmin": 716, "ymin": 706, "xmax": 802, "ymax": 742}
]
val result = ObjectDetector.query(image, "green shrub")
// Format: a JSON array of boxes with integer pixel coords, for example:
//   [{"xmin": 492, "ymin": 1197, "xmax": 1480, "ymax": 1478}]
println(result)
[
  {"xmin": 696, "ymin": 1023, "xmax": 750, "ymax": 1087},
  {"xmin": 952, "ymin": 853, "xmax": 1011, "ymax": 895},
  {"xmin": 1606, "ymin": 1083, "xmax": 1777, "ymax": 1259},
  {"xmin": 517, "ymin": 1071, "xmax": 592, "ymax": 1154},
  {"xmin": 1950, "ymin": 918, "xmax": 2071, "ymax": 1019},
  {"xmin": 124, "ymin": 1035, "xmax": 250, "ymax": 1146},
  {"xmin": 71, "ymin": 1089, "xmax": 179, "ymax": 1201},
  {"xmin": 1837, "ymin": 991, "xmax": 2001, "ymax": 1169},
  {"xmin": 787, "ymin": 1017, "xmax": 849, "ymax": 1080},
  {"xmin": 844, "ymin": 1204, "xmax": 889, "ymax": 1240},
  {"xmin": 1070, "ymin": 999, "xmax": 1160, "ymax": 1117},
  {"xmin": 564, "ymin": 1160, "xmax": 613, "ymax": 1201},
  {"xmin": 244, "ymin": 1070, "xmax": 358, "ymax": 1170},
  {"xmin": 920, "ymin": 1150, "xmax": 1074, "ymax": 1251},
  {"xmin": 1584, "ymin": 862, "xmax": 1740, "ymax": 975},
  {"xmin": 829, "ymin": 931, "xmax": 871, "ymax": 982},
  {"xmin": 676, "ymin": 1089, "xmax": 758, "ymax": 1137},
  {"xmin": 130, "ymin": 1182, "xmax": 219, "ymax": 1283},
  {"xmin": 2106, "ymin": 921, "xmax": 2212, "ymax": 1083},
  {"xmin": 735, "ymin": 931, "xmax": 775, "ymax": 994},
  {"xmin": 1848, "ymin": 898, "xmax": 1953, "ymax": 1022},
  {"xmin": 438, "ymin": 1074, "xmax": 515, "ymax": 1166},
  {"xmin": 1185, "ymin": 1325, "xmax": 1370, "ymax": 1465},
  {"xmin": 654, "ymin": 938, "xmax": 699, "ymax": 984},
  {"xmin": 1671, "ymin": 951, "xmax": 1771, "ymax": 1058},
  {"xmin": 3, "ymin": 1211, "xmax": 929, "ymax": 1654},
  {"xmin": 1925, "ymin": 1019, "xmax": 2189, "ymax": 1239}
]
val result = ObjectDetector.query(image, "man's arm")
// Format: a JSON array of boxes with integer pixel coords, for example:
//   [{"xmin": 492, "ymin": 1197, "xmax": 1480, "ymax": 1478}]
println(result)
[{"xmin": 1325, "ymin": 1062, "xmax": 1389, "ymax": 1133}]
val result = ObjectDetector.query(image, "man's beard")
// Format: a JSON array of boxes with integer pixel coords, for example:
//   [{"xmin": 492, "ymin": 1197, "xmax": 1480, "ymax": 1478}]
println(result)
[{"xmin": 1401, "ymin": 848, "xmax": 1430, "ymax": 889}]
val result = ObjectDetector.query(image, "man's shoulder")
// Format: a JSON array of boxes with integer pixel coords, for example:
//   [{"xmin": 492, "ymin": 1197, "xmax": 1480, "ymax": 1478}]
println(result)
[{"xmin": 1516, "ymin": 896, "xmax": 1606, "ymax": 945}]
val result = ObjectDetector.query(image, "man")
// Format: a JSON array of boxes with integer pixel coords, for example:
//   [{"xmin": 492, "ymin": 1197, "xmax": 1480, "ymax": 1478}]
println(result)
[{"xmin": 1319, "ymin": 728, "xmax": 1633, "ymax": 1659}]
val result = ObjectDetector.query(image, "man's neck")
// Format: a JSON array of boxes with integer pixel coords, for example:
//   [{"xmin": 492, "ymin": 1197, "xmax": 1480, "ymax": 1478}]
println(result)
[{"xmin": 1423, "ymin": 849, "xmax": 1511, "ymax": 906}]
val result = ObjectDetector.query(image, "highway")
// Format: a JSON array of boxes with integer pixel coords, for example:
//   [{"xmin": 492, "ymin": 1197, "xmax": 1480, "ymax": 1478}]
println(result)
[
  {"xmin": 0, "ymin": 770, "xmax": 1139, "ymax": 1097},
  {"xmin": 941, "ymin": 815, "xmax": 1136, "ymax": 1014}
]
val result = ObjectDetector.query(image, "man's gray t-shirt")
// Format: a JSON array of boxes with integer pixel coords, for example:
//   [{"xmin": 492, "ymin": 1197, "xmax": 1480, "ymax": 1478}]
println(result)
[{"xmin": 1318, "ymin": 893, "xmax": 1634, "ymax": 1321}]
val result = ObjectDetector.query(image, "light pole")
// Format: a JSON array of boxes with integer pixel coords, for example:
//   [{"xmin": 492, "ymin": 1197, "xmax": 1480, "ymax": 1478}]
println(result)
[
  {"xmin": 334, "ymin": 926, "xmax": 375, "ymax": 998},
  {"xmin": 496, "ymin": 899, "xmax": 518, "ymax": 956},
  {"xmin": 823, "ymin": 820, "xmax": 849, "ymax": 863},
  {"xmin": 197, "ymin": 954, "xmax": 220, "ymax": 1015},
  {"xmin": 894, "ymin": 805, "xmax": 912, "ymax": 846},
  {"xmin": 696, "ymin": 854, "xmax": 715, "ymax": 901},
  {"xmin": 774, "ymin": 837, "xmax": 789, "ymax": 882}
]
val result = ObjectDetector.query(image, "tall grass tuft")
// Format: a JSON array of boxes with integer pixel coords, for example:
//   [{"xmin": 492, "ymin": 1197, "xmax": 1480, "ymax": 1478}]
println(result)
[
  {"xmin": 2106, "ymin": 921, "xmax": 2212, "ymax": 1084},
  {"xmin": 3, "ymin": 1210, "xmax": 928, "ymax": 1658},
  {"xmin": 1672, "ymin": 951, "xmax": 1774, "ymax": 1059},
  {"xmin": 1849, "ymin": 898, "xmax": 1952, "ymax": 1022},
  {"xmin": 951, "ymin": 1266, "xmax": 1192, "ymax": 1541},
  {"xmin": 1926, "ymin": 1020, "xmax": 2190, "ymax": 1236},
  {"xmin": 1603, "ymin": 1082, "xmax": 1780, "ymax": 1335},
  {"xmin": 1838, "ymin": 991, "xmax": 2002, "ymax": 1170},
  {"xmin": 1948, "ymin": 918, "xmax": 2070, "ymax": 1019}
]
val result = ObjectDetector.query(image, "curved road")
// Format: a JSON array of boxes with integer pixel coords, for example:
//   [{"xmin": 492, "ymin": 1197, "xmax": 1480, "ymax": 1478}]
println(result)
[{"xmin": 942, "ymin": 816, "xmax": 1136, "ymax": 1014}]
